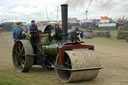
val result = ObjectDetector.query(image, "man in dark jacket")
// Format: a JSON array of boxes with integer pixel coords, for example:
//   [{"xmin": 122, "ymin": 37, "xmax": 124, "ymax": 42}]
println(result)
[
  {"xmin": 30, "ymin": 20, "xmax": 39, "ymax": 54},
  {"xmin": 30, "ymin": 20, "xmax": 38, "ymax": 32},
  {"xmin": 12, "ymin": 22, "xmax": 23, "ymax": 42},
  {"xmin": 30, "ymin": 20, "xmax": 39, "ymax": 42}
]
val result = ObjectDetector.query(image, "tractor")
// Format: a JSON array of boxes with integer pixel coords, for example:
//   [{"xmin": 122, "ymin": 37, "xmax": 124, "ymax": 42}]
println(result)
[{"xmin": 12, "ymin": 4, "xmax": 102, "ymax": 82}]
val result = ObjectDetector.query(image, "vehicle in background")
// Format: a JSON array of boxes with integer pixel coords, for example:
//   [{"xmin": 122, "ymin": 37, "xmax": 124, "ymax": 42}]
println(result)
[
  {"xmin": 98, "ymin": 23, "xmax": 117, "ymax": 30},
  {"xmin": 117, "ymin": 26, "xmax": 128, "ymax": 39},
  {"xmin": 94, "ymin": 31, "xmax": 111, "ymax": 38},
  {"xmin": 83, "ymin": 32, "xmax": 93, "ymax": 39}
]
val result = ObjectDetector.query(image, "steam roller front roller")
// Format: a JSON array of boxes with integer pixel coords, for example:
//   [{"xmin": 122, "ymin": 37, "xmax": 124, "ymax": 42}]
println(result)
[
  {"xmin": 12, "ymin": 40, "xmax": 34, "ymax": 72},
  {"xmin": 55, "ymin": 49, "xmax": 101, "ymax": 83}
]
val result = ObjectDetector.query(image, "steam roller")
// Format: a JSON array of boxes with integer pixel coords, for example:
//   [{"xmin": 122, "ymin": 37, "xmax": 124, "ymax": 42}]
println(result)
[{"xmin": 12, "ymin": 4, "xmax": 102, "ymax": 83}]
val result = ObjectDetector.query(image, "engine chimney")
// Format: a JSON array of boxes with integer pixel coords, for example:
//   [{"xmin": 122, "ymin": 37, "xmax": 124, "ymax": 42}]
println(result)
[{"xmin": 61, "ymin": 4, "xmax": 68, "ymax": 41}]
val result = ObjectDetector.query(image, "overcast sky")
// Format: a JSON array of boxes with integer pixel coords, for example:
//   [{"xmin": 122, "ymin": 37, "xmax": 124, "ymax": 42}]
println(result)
[{"xmin": 0, "ymin": 0, "xmax": 127, "ymax": 22}]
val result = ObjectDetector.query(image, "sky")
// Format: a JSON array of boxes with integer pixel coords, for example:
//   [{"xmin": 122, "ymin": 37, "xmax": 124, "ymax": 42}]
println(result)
[{"xmin": 0, "ymin": 0, "xmax": 127, "ymax": 22}]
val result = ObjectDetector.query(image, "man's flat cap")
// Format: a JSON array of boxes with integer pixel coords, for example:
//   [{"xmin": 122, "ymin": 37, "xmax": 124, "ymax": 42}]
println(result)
[{"xmin": 16, "ymin": 22, "xmax": 21, "ymax": 25}]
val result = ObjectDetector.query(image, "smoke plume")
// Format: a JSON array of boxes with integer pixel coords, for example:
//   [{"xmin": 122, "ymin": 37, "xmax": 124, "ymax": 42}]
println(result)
[{"xmin": 65, "ymin": 0, "xmax": 128, "ymax": 10}]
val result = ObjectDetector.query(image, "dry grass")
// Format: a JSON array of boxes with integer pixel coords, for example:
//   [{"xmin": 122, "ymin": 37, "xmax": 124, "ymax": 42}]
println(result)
[{"xmin": 0, "ymin": 32, "xmax": 128, "ymax": 85}]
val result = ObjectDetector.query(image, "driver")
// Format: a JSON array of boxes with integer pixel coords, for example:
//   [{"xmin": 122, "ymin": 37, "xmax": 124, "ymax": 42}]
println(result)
[
  {"xmin": 30, "ymin": 20, "xmax": 38, "ymax": 32},
  {"xmin": 29, "ymin": 20, "xmax": 39, "ymax": 41},
  {"xmin": 29, "ymin": 20, "xmax": 39, "ymax": 54}
]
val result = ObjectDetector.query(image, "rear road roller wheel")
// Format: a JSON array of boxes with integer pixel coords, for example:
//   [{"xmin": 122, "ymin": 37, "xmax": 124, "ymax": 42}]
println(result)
[
  {"xmin": 56, "ymin": 49, "xmax": 100, "ymax": 82},
  {"xmin": 12, "ymin": 40, "xmax": 34, "ymax": 72}
]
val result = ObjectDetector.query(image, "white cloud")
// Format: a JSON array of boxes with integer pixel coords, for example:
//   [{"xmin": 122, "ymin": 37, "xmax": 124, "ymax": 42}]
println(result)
[
  {"xmin": 0, "ymin": 0, "xmax": 128, "ymax": 22},
  {"xmin": 0, "ymin": 0, "xmax": 65, "ymax": 21}
]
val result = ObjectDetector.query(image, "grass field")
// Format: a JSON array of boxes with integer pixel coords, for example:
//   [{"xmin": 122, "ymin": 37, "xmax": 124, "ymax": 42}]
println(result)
[{"xmin": 0, "ymin": 32, "xmax": 128, "ymax": 85}]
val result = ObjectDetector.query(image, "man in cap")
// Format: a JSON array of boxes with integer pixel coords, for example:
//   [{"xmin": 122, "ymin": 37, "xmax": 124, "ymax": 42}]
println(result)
[
  {"xmin": 12, "ymin": 22, "xmax": 24, "ymax": 42},
  {"xmin": 29, "ymin": 20, "xmax": 39, "ymax": 54},
  {"xmin": 30, "ymin": 20, "xmax": 38, "ymax": 32},
  {"xmin": 29, "ymin": 20, "xmax": 39, "ymax": 41}
]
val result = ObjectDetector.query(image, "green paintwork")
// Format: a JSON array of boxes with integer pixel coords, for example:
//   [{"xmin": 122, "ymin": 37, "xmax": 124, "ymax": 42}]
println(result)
[
  {"xmin": 43, "ymin": 43, "xmax": 58, "ymax": 56},
  {"xmin": 22, "ymin": 32, "xmax": 59, "ymax": 56},
  {"xmin": 39, "ymin": 34, "xmax": 49, "ymax": 45}
]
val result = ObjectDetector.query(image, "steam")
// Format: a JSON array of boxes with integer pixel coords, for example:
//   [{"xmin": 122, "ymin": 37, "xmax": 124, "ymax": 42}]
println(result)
[
  {"xmin": 65, "ymin": 0, "xmax": 90, "ymax": 8},
  {"xmin": 65, "ymin": 0, "xmax": 128, "ymax": 16},
  {"xmin": 65, "ymin": 0, "xmax": 128, "ymax": 10}
]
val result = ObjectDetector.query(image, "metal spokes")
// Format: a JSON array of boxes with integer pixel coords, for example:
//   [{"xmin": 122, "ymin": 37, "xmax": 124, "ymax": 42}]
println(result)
[
  {"xmin": 12, "ymin": 40, "xmax": 33, "ymax": 72},
  {"xmin": 14, "ymin": 42, "xmax": 25, "ymax": 68}
]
